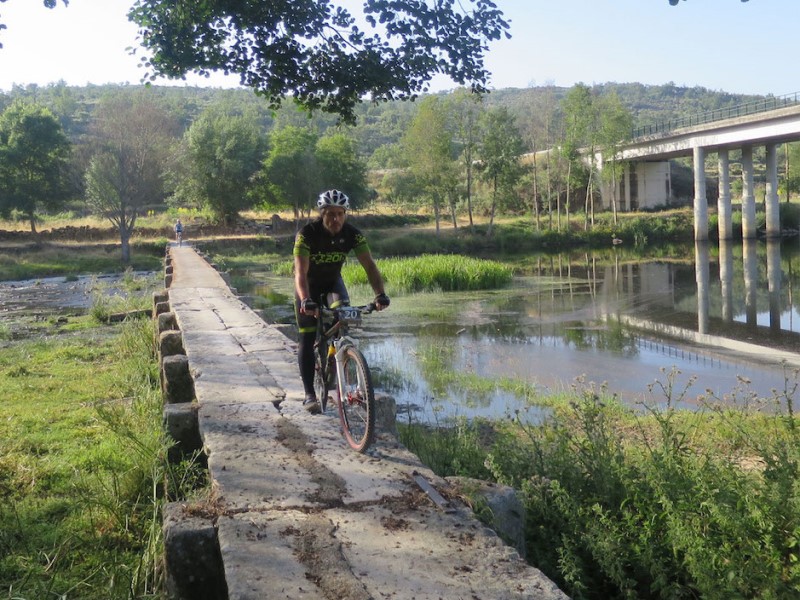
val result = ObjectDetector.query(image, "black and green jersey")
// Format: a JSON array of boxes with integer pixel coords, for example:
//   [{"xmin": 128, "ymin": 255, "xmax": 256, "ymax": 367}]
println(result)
[{"xmin": 293, "ymin": 220, "xmax": 369, "ymax": 286}]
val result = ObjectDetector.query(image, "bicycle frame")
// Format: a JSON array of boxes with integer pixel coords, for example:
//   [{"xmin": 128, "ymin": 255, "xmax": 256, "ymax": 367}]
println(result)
[
  {"xmin": 314, "ymin": 299, "xmax": 377, "ymax": 452},
  {"xmin": 316, "ymin": 304, "xmax": 371, "ymax": 398}
]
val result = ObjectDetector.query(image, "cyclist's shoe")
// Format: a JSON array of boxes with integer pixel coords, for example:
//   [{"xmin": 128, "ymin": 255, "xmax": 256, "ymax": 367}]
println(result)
[{"xmin": 303, "ymin": 393, "xmax": 321, "ymax": 414}]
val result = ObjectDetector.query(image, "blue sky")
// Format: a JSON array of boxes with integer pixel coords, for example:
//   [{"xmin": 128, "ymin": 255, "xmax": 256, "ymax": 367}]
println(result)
[{"xmin": 0, "ymin": 0, "xmax": 797, "ymax": 96}]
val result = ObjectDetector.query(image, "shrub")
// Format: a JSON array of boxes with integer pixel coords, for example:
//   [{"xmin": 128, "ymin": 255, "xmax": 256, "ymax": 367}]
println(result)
[{"xmin": 401, "ymin": 371, "xmax": 800, "ymax": 599}]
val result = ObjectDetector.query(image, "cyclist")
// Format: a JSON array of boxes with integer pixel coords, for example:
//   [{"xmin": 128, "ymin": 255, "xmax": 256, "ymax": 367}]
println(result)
[
  {"xmin": 174, "ymin": 218, "xmax": 183, "ymax": 246},
  {"xmin": 294, "ymin": 189, "xmax": 390, "ymax": 413}
]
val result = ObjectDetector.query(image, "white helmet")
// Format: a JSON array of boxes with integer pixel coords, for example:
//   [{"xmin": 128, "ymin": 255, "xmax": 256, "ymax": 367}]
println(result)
[{"xmin": 317, "ymin": 189, "xmax": 350, "ymax": 210}]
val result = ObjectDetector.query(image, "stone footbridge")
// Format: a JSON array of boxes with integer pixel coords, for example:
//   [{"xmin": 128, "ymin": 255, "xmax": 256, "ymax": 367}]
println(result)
[{"xmin": 156, "ymin": 243, "xmax": 567, "ymax": 600}]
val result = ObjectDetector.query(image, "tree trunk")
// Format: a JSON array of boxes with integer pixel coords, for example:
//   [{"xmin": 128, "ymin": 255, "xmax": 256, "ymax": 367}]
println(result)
[
  {"xmin": 466, "ymin": 161, "xmax": 474, "ymax": 230},
  {"xmin": 546, "ymin": 168, "xmax": 553, "ymax": 230},
  {"xmin": 448, "ymin": 190, "xmax": 458, "ymax": 229},
  {"xmin": 433, "ymin": 195, "xmax": 440, "ymax": 236},
  {"xmin": 611, "ymin": 162, "xmax": 619, "ymax": 226},
  {"xmin": 532, "ymin": 152, "xmax": 540, "ymax": 232},
  {"xmin": 120, "ymin": 226, "xmax": 131, "ymax": 264},
  {"xmin": 28, "ymin": 211, "xmax": 37, "ymax": 234},
  {"xmin": 584, "ymin": 168, "xmax": 593, "ymax": 231},
  {"xmin": 786, "ymin": 142, "xmax": 791, "ymax": 203},
  {"xmin": 486, "ymin": 176, "xmax": 497, "ymax": 238},
  {"xmin": 565, "ymin": 161, "xmax": 571, "ymax": 232}
]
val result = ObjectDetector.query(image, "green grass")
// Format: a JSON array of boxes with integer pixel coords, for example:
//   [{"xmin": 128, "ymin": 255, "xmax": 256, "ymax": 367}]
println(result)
[
  {"xmin": 0, "ymin": 315, "xmax": 193, "ymax": 598},
  {"xmin": 0, "ymin": 242, "xmax": 164, "ymax": 282}
]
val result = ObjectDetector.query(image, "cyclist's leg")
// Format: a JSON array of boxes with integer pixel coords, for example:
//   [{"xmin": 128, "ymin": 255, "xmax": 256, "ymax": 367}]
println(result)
[
  {"xmin": 325, "ymin": 277, "xmax": 350, "ymax": 309},
  {"xmin": 294, "ymin": 294, "xmax": 318, "ymax": 403}
]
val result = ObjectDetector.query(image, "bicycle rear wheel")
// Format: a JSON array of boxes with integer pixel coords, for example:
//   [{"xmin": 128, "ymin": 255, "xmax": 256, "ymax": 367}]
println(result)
[{"xmin": 336, "ymin": 346, "xmax": 375, "ymax": 452}]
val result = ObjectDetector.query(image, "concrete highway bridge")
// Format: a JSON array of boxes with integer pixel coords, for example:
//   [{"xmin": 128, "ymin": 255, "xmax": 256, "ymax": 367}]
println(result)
[{"xmin": 597, "ymin": 92, "xmax": 800, "ymax": 241}]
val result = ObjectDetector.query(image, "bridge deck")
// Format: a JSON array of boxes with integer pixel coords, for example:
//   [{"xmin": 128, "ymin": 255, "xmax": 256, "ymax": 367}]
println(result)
[{"xmin": 165, "ymin": 244, "xmax": 567, "ymax": 600}]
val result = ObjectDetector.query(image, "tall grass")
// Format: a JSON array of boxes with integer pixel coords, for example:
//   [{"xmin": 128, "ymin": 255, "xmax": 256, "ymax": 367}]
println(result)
[
  {"xmin": 343, "ymin": 254, "xmax": 514, "ymax": 293},
  {"xmin": 0, "ymin": 315, "xmax": 203, "ymax": 598},
  {"xmin": 400, "ymin": 368, "xmax": 800, "ymax": 599},
  {"xmin": 89, "ymin": 269, "xmax": 161, "ymax": 322},
  {"xmin": 264, "ymin": 254, "xmax": 514, "ymax": 294}
]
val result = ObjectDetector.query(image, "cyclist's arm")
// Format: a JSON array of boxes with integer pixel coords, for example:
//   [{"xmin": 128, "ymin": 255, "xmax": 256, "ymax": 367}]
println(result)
[
  {"xmin": 356, "ymin": 251, "xmax": 386, "ymax": 298},
  {"xmin": 294, "ymin": 254, "xmax": 313, "ymax": 308}
]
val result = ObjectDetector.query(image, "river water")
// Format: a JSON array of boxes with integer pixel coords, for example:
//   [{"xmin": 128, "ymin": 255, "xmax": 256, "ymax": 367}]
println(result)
[
  {"xmin": 239, "ymin": 238, "xmax": 800, "ymax": 424},
  {"xmin": 8, "ymin": 240, "xmax": 798, "ymax": 424}
]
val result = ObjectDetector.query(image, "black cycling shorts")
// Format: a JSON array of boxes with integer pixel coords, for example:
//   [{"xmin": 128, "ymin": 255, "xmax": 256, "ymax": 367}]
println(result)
[{"xmin": 295, "ymin": 277, "xmax": 349, "ymax": 334}]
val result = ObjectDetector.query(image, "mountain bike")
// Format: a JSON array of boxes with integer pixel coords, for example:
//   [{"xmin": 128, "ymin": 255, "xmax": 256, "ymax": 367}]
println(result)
[{"xmin": 313, "ymin": 299, "xmax": 377, "ymax": 453}]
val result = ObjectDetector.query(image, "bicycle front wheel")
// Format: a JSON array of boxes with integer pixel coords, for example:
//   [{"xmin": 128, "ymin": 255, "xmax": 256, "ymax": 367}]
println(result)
[
  {"xmin": 314, "ymin": 343, "xmax": 330, "ymax": 413},
  {"xmin": 336, "ymin": 346, "xmax": 375, "ymax": 452}
]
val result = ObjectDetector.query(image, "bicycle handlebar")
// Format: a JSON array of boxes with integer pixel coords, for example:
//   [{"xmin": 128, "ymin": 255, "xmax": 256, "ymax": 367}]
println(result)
[{"xmin": 319, "ymin": 302, "xmax": 377, "ymax": 316}]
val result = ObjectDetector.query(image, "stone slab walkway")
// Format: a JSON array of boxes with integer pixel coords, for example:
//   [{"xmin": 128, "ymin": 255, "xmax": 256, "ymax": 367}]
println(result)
[{"xmin": 166, "ymin": 243, "xmax": 568, "ymax": 600}]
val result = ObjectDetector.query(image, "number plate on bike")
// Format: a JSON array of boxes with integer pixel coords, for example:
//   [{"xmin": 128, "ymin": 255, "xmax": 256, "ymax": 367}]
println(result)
[{"xmin": 337, "ymin": 306, "xmax": 362, "ymax": 325}]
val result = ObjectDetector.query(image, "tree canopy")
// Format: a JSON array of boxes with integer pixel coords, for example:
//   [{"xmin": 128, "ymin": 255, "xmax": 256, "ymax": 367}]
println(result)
[
  {"xmin": 84, "ymin": 91, "xmax": 181, "ymax": 262},
  {"xmin": 128, "ymin": 0, "xmax": 509, "ymax": 123},
  {"xmin": 0, "ymin": 99, "xmax": 72, "ymax": 232},
  {"xmin": 175, "ymin": 107, "xmax": 265, "ymax": 225}
]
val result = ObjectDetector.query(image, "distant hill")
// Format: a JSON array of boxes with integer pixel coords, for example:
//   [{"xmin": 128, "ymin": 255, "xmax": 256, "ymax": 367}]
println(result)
[
  {"xmin": 0, "ymin": 80, "xmax": 771, "ymax": 154},
  {"xmin": 484, "ymin": 82, "xmax": 767, "ymax": 130}
]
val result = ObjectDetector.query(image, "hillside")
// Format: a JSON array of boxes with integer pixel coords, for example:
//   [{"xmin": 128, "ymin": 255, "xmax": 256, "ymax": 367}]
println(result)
[{"xmin": 0, "ymin": 80, "xmax": 770, "ymax": 156}]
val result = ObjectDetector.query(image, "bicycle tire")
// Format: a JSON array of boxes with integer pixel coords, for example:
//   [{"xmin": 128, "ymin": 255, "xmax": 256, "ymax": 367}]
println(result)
[
  {"xmin": 336, "ymin": 346, "xmax": 375, "ymax": 452},
  {"xmin": 314, "ymin": 341, "xmax": 329, "ymax": 412}
]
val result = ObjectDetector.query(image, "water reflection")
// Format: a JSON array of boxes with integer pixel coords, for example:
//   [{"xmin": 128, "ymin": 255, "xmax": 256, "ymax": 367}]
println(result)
[{"xmin": 240, "ymin": 240, "xmax": 800, "ymax": 424}]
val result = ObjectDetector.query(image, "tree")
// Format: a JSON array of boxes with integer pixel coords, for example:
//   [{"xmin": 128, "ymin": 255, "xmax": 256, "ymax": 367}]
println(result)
[
  {"xmin": 518, "ymin": 86, "xmax": 560, "ymax": 231},
  {"xmin": 784, "ymin": 142, "xmax": 800, "ymax": 201},
  {"xmin": 84, "ymin": 91, "xmax": 181, "ymax": 263},
  {"xmin": 0, "ymin": 99, "xmax": 72, "ymax": 232},
  {"xmin": 128, "ymin": 0, "xmax": 510, "ymax": 123},
  {"xmin": 257, "ymin": 126, "xmax": 321, "ymax": 222},
  {"xmin": 449, "ymin": 88, "xmax": 484, "ymax": 230},
  {"xmin": 315, "ymin": 132, "xmax": 369, "ymax": 207},
  {"xmin": 561, "ymin": 83, "xmax": 596, "ymax": 229},
  {"xmin": 478, "ymin": 107, "xmax": 525, "ymax": 237},
  {"xmin": 174, "ymin": 107, "xmax": 265, "ymax": 224},
  {"xmin": 401, "ymin": 96, "xmax": 459, "ymax": 234},
  {"xmin": 596, "ymin": 92, "xmax": 633, "ymax": 225}
]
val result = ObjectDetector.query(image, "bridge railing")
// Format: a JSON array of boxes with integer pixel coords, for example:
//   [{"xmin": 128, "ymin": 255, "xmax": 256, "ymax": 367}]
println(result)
[{"xmin": 632, "ymin": 91, "xmax": 800, "ymax": 139}]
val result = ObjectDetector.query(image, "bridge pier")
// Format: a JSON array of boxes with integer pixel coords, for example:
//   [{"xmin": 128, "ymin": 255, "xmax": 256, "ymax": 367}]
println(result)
[
  {"xmin": 717, "ymin": 150, "xmax": 733, "ymax": 240},
  {"xmin": 741, "ymin": 145, "xmax": 757, "ymax": 239},
  {"xmin": 693, "ymin": 146, "xmax": 709, "ymax": 241},
  {"xmin": 766, "ymin": 143, "xmax": 781, "ymax": 237}
]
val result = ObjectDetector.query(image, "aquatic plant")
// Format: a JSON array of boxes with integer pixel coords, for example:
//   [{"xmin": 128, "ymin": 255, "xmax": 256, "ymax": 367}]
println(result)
[{"xmin": 344, "ymin": 254, "xmax": 514, "ymax": 293}]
